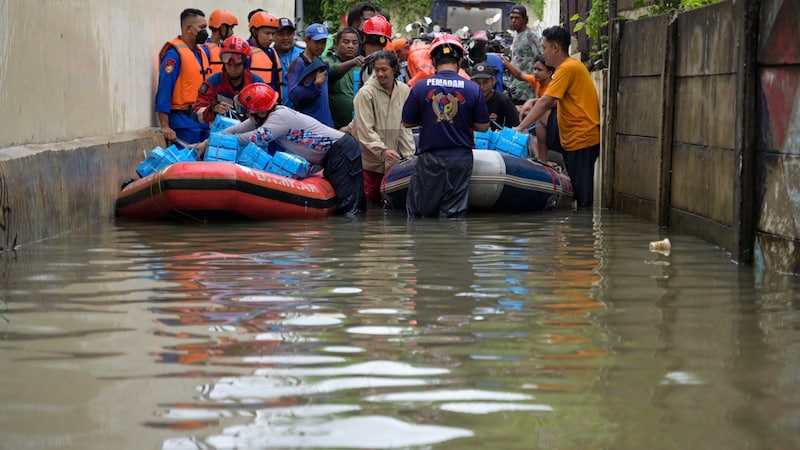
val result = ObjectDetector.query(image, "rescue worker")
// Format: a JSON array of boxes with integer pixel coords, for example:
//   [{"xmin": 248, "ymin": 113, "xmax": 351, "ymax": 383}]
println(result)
[
  {"xmin": 401, "ymin": 34, "xmax": 490, "ymax": 218},
  {"xmin": 392, "ymin": 37, "xmax": 411, "ymax": 83},
  {"xmin": 205, "ymin": 9, "xmax": 239, "ymax": 75},
  {"xmin": 247, "ymin": 11, "xmax": 283, "ymax": 102},
  {"xmin": 193, "ymin": 36, "xmax": 265, "ymax": 124},
  {"xmin": 358, "ymin": 15, "xmax": 392, "ymax": 85},
  {"xmin": 156, "ymin": 8, "xmax": 212, "ymax": 146},
  {"xmin": 406, "ymin": 38, "xmax": 471, "ymax": 88},
  {"xmin": 207, "ymin": 83, "xmax": 366, "ymax": 216},
  {"xmin": 360, "ymin": 15, "xmax": 392, "ymax": 57}
]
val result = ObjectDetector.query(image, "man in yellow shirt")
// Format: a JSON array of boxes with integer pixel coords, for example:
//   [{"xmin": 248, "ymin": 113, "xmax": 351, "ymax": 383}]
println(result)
[{"xmin": 514, "ymin": 25, "xmax": 600, "ymax": 209}]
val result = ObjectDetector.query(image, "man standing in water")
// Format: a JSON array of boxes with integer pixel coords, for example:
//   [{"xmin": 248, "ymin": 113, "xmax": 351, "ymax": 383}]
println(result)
[
  {"xmin": 401, "ymin": 34, "xmax": 490, "ymax": 218},
  {"xmin": 514, "ymin": 26, "xmax": 600, "ymax": 209}
]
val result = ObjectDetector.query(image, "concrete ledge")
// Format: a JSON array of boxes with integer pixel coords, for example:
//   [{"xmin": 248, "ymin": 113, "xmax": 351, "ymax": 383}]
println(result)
[
  {"xmin": 669, "ymin": 207, "xmax": 734, "ymax": 253},
  {"xmin": 0, "ymin": 129, "xmax": 164, "ymax": 251},
  {"xmin": 612, "ymin": 192, "xmax": 658, "ymax": 222}
]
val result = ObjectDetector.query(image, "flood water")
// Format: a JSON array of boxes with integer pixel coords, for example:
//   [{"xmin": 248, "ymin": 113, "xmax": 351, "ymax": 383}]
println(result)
[{"xmin": 1, "ymin": 208, "xmax": 799, "ymax": 450}]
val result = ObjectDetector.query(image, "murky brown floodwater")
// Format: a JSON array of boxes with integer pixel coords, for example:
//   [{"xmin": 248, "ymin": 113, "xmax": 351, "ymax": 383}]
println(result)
[{"xmin": 1, "ymin": 208, "xmax": 799, "ymax": 450}]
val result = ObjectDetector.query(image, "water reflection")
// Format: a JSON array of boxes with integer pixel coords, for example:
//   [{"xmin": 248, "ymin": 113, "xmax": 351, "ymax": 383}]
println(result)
[{"xmin": 1, "ymin": 211, "xmax": 800, "ymax": 449}]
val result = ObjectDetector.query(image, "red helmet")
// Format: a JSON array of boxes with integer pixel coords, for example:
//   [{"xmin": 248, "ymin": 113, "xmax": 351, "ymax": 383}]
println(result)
[
  {"xmin": 209, "ymin": 10, "xmax": 238, "ymax": 28},
  {"xmin": 249, "ymin": 11, "xmax": 279, "ymax": 29},
  {"xmin": 239, "ymin": 83, "xmax": 279, "ymax": 113},
  {"xmin": 430, "ymin": 33, "xmax": 465, "ymax": 61},
  {"xmin": 221, "ymin": 36, "xmax": 251, "ymax": 58},
  {"xmin": 360, "ymin": 15, "xmax": 392, "ymax": 38}
]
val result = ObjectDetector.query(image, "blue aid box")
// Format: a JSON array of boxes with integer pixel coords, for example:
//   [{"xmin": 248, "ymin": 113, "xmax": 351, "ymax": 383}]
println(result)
[
  {"xmin": 204, "ymin": 133, "xmax": 240, "ymax": 162},
  {"xmin": 210, "ymin": 115, "xmax": 240, "ymax": 133},
  {"xmin": 236, "ymin": 142, "xmax": 272, "ymax": 170},
  {"xmin": 136, "ymin": 144, "xmax": 197, "ymax": 178},
  {"xmin": 493, "ymin": 127, "xmax": 529, "ymax": 158},
  {"xmin": 266, "ymin": 152, "xmax": 311, "ymax": 179},
  {"xmin": 474, "ymin": 129, "xmax": 495, "ymax": 150}
]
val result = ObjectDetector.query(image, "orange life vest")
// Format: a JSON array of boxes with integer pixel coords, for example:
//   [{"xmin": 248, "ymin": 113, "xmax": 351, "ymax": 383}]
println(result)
[
  {"xmin": 250, "ymin": 47, "xmax": 282, "ymax": 101},
  {"xmin": 204, "ymin": 42, "xmax": 222, "ymax": 74},
  {"xmin": 159, "ymin": 36, "xmax": 211, "ymax": 110}
]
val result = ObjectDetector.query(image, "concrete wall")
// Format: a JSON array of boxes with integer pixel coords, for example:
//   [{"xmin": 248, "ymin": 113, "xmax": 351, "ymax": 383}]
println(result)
[
  {"xmin": 607, "ymin": 0, "xmax": 800, "ymax": 272},
  {"xmin": 0, "ymin": 0, "xmax": 293, "ymax": 249},
  {"xmin": 0, "ymin": 0, "xmax": 294, "ymax": 149},
  {"xmin": 605, "ymin": 0, "xmax": 765, "ymax": 265},
  {"xmin": 754, "ymin": 0, "xmax": 800, "ymax": 273}
]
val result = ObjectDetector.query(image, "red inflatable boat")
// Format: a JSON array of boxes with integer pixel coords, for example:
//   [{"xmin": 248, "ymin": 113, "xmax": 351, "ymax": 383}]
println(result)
[{"xmin": 115, "ymin": 162, "xmax": 336, "ymax": 221}]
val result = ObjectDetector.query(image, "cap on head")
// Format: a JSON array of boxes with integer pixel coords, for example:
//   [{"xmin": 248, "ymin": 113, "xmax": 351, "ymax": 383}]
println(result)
[
  {"xmin": 305, "ymin": 23, "xmax": 329, "ymax": 41},
  {"xmin": 470, "ymin": 63, "xmax": 496, "ymax": 79},
  {"xmin": 509, "ymin": 5, "xmax": 528, "ymax": 18},
  {"xmin": 277, "ymin": 17, "xmax": 295, "ymax": 32}
]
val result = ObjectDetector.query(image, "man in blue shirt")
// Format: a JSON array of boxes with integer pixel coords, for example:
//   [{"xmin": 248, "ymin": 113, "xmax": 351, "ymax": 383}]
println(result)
[
  {"xmin": 274, "ymin": 18, "xmax": 303, "ymax": 107},
  {"xmin": 155, "ymin": 8, "xmax": 212, "ymax": 146},
  {"xmin": 286, "ymin": 23, "xmax": 334, "ymax": 127},
  {"xmin": 402, "ymin": 34, "xmax": 490, "ymax": 218}
]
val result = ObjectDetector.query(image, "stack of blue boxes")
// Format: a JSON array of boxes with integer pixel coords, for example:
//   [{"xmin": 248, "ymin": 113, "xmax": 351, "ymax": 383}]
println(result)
[
  {"xmin": 204, "ymin": 133, "xmax": 240, "ymax": 162},
  {"xmin": 237, "ymin": 142, "xmax": 272, "ymax": 171},
  {"xmin": 266, "ymin": 151, "xmax": 311, "ymax": 179},
  {"xmin": 493, "ymin": 128, "xmax": 529, "ymax": 158},
  {"xmin": 136, "ymin": 145, "xmax": 198, "ymax": 178},
  {"xmin": 137, "ymin": 116, "xmax": 314, "ymax": 179},
  {"xmin": 473, "ymin": 127, "xmax": 529, "ymax": 159}
]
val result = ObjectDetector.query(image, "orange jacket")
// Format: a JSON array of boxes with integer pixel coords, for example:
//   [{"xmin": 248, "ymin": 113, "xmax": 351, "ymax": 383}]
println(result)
[
  {"xmin": 250, "ymin": 47, "xmax": 282, "ymax": 100},
  {"xmin": 204, "ymin": 42, "xmax": 222, "ymax": 74},
  {"xmin": 160, "ymin": 37, "xmax": 211, "ymax": 110},
  {"xmin": 406, "ymin": 41, "xmax": 469, "ymax": 87}
]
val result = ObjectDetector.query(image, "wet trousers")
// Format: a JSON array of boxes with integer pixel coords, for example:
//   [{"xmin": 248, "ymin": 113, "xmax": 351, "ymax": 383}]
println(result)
[
  {"xmin": 406, "ymin": 150, "xmax": 473, "ymax": 219},
  {"xmin": 562, "ymin": 143, "xmax": 600, "ymax": 208},
  {"xmin": 324, "ymin": 133, "xmax": 367, "ymax": 216}
]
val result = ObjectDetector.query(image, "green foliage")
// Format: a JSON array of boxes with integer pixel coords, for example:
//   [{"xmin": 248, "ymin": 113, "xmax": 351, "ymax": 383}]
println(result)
[
  {"xmin": 306, "ymin": 0, "xmax": 325, "ymax": 25},
  {"xmin": 317, "ymin": 0, "xmax": 431, "ymax": 33},
  {"xmin": 570, "ymin": 0, "xmax": 720, "ymax": 69},
  {"xmin": 570, "ymin": 0, "xmax": 610, "ymax": 68},
  {"xmin": 631, "ymin": 0, "xmax": 719, "ymax": 16},
  {"xmin": 530, "ymin": 0, "xmax": 545, "ymax": 21}
]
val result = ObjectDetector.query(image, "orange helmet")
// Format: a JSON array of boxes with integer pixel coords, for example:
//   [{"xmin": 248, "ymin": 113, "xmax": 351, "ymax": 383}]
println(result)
[
  {"xmin": 239, "ymin": 83, "xmax": 279, "ymax": 113},
  {"xmin": 221, "ymin": 36, "xmax": 252, "ymax": 58},
  {"xmin": 430, "ymin": 33, "xmax": 465, "ymax": 61},
  {"xmin": 360, "ymin": 15, "xmax": 392, "ymax": 38},
  {"xmin": 249, "ymin": 11, "xmax": 280, "ymax": 29},
  {"xmin": 209, "ymin": 10, "xmax": 238, "ymax": 29}
]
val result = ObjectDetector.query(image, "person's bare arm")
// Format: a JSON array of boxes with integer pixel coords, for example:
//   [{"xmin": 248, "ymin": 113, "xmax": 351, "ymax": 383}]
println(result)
[
  {"xmin": 501, "ymin": 57, "xmax": 526, "ymax": 82},
  {"xmin": 514, "ymin": 95, "xmax": 555, "ymax": 131}
]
